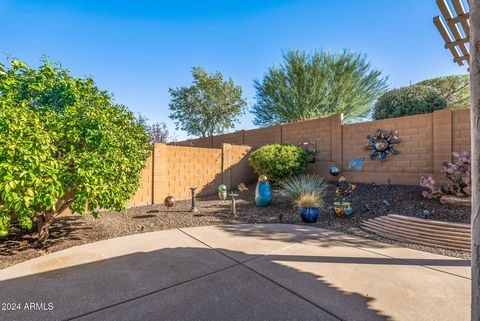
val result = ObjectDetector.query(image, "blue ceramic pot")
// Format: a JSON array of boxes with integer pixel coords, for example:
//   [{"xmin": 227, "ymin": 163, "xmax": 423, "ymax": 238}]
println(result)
[{"xmin": 300, "ymin": 208, "xmax": 320, "ymax": 223}]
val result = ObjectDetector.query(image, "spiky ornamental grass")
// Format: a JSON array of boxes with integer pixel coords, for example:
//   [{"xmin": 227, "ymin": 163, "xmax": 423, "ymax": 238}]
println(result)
[
  {"xmin": 295, "ymin": 192, "xmax": 321, "ymax": 209},
  {"xmin": 279, "ymin": 174, "xmax": 327, "ymax": 209}
]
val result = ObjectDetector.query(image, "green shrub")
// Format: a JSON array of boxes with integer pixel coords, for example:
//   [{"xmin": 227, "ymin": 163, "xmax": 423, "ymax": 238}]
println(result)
[
  {"xmin": 0, "ymin": 58, "xmax": 151, "ymax": 241},
  {"xmin": 248, "ymin": 144, "xmax": 308, "ymax": 182},
  {"xmin": 416, "ymin": 74, "xmax": 469, "ymax": 109},
  {"xmin": 373, "ymin": 85, "xmax": 446, "ymax": 120}
]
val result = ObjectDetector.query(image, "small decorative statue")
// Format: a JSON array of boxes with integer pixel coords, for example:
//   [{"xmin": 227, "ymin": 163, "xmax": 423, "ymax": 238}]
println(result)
[
  {"xmin": 333, "ymin": 176, "xmax": 356, "ymax": 218},
  {"xmin": 255, "ymin": 175, "xmax": 272, "ymax": 207},
  {"xmin": 164, "ymin": 196, "xmax": 175, "ymax": 208},
  {"xmin": 218, "ymin": 184, "xmax": 227, "ymax": 200}
]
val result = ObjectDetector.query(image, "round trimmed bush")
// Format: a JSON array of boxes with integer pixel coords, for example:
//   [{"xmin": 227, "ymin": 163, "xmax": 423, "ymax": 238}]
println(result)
[
  {"xmin": 248, "ymin": 144, "xmax": 308, "ymax": 182},
  {"xmin": 373, "ymin": 85, "xmax": 446, "ymax": 120}
]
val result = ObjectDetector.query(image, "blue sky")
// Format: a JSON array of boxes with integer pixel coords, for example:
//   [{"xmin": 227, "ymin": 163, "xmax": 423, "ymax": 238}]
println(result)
[{"xmin": 0, "ymin": 0, "xmax": 468, "ymax": 140}]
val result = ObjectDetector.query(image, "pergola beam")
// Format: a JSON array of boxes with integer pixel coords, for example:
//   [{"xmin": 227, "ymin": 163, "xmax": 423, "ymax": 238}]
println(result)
[
  {"xmin": 451, "ymin": 0, "xmax": 470, "ymax": 35},
  {"xmin": 433, "ymin": 15, "xmax": 465, "ymax": 65},
  {"xmin": 436, "ymin": 0, "xmax": 470, "ymax": 58},
  {"xmin": 445, "ymin": 37, "xmax": 469, "ymax": 49}
]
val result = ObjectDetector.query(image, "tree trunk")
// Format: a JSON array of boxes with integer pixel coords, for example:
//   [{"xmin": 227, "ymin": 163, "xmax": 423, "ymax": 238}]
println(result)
[
  {"xmin": 470, "ymin": 1, "xmax": 480, "ymax": 320},
  {"xmin": 37, "ymin": 211, "xmax": 54, "ymax": 243}
]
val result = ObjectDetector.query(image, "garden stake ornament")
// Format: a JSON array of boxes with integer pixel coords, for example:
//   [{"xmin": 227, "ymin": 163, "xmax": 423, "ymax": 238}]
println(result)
[
  {"xmin": 189, "ymin": 187, "xmax": 198, "ymax": 213},
  {"xmin": 229, "ymin": 193, "xmax": 239, "ymax": 217},
  {"xmin": 329, "ymin": 166, "xmax": 340, "ymax": 183}
]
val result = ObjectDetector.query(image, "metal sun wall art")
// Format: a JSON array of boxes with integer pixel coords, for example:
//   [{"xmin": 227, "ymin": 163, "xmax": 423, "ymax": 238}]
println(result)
[{"xmin": 364, "ymin": 129, "xmax": 400, "ymax": 161}]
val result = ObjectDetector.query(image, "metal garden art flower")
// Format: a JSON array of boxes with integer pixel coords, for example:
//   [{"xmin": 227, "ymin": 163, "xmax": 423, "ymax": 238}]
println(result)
[
  {"xmin": 333, "ymin": 176, "xmax": 356, "ymax": 218},
  {"xmin": 364, "ymin": 129, "xmax": 400, "ymax": 161}
]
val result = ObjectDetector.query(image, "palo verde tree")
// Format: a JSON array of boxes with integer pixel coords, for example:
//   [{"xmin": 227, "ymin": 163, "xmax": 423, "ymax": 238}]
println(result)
[
  {"xmin": 0, "ymin": 58, "xmax": 151, "ymax": 242},
  {"xmin": 169, "ymin": 67, "xmax": 247, "ymax": 137},
  {"xmin": 251, "ymin": 49, "xmax": 388, "ymax": 127}
]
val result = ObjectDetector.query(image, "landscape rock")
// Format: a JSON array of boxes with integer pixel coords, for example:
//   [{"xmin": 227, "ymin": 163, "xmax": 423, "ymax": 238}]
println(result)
[{"xmin": 439, "ymin": 195, "xmax": 471, "ymax": 206}]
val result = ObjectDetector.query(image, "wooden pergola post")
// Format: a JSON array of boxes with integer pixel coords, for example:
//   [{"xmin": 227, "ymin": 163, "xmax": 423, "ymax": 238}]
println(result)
[
  {"xmin": 433, "ymin": 1, "xmax": 478, "ymax": 318},
  {"xmin": 469, "ymin": 1, "xmax": 480, "ymax": 319}
]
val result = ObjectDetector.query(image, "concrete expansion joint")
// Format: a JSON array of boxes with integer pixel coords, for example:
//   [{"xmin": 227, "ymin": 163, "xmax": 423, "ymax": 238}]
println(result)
[{"xmin": 177, "ymin": 228, "xmax": 344, "ymax": 321}]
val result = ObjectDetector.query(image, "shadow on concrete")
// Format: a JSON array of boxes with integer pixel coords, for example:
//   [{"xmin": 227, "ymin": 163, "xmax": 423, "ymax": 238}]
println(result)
[
  {"xmin": 0, "ymin": 247, "xmax": 392, "ymax": 321},
  {"xmin": 262, "ymin": 254, "xmax": 471, "ymax": 267},
  {"xmin": 219, "ymin": 223, "xmax": 392, "ymax": 250}
]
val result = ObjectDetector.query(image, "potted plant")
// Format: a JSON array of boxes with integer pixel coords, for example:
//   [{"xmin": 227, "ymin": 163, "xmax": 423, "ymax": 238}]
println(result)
[
  {"xmin": 296, "ymin": 192, "xmax": 322, "ymax": 223},
  {"xmin": 333, "ymin": 176, "xmax": 356, "ymax": 218},
  {"xmin": 279, "ymin": 174, "xmax": 326, "ymax": 223}
]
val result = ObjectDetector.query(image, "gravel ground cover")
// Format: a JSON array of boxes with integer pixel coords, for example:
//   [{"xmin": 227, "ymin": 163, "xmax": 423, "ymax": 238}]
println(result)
[{"xmin": 0, "ymin": 183, "xmax": 471, "ymax": 269}]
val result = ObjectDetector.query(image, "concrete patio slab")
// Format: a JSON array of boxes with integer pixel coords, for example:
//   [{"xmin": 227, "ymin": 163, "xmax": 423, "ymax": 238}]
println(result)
[
  {"xmin": 0, "ymin": 224, "xmax": 470, "ymax": 321},
  {"xmin": 287, "ymin": 225, "xmax": 471, "ymax": 279},
  {"xmin": 0, "ymin": 229, "xmax": 236, "ymax": 321},
  {"xmin": 77, "ymin": 265, "xmax": 338, "ymax": 321},
  {"xmin": 179, "ymin": 224, "xmax": 300, "ymax": 262},
  {"xmin": 245, "ymin": 240, "xmax": 470, "ymax": 321}
]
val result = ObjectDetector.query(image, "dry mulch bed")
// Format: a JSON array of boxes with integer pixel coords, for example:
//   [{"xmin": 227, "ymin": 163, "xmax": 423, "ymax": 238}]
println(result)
[{"xmin": 0, "ymin": 183, "xmax": 471, "ymax": 270}]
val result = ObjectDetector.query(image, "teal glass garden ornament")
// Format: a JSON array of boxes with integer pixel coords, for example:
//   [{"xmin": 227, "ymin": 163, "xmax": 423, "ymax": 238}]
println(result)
[
  {"xmin": 255, "ymin": 175, "xmax": 272, "ymax": 207},
  {"xmin": 218, "ymin": 184, "xmax": 227, "ymax": 200}
]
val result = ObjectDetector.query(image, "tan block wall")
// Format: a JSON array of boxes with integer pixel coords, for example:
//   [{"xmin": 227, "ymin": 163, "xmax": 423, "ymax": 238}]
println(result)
[
  {"xmin": 162, "ymin": 145, "xmax": 222, "ymax": 201},
  {"xmin": 174, "ymin": 136, "xmax": 213, "ymax": 148},
  {"xmin": 128, "ymin": 143, "xmax": 254, "ymax": 207},
  {"xmin": 212, "ymin": 131, "xmax": 244, "ymax": 148},
  {"xmin": 282, "ymin": 117, "xmax": 332, "ymax": 160},
  {"xmin": 136, "ymin": 108, "xmax": 471, "ymax": 206},
  {"xmin": 452, "ymin": 108, "xmax": 471, "ymax": 154},
  {"xmin": 342, "ymin": 113, "xmax": 434, "ymax": 184},
  {"xmin": 222, "ymin": 144, "xmax": 256, "ymax": 191},
  {"xmin": 244, "ymin": 125, "xmax": 282, "ymax": 148}
]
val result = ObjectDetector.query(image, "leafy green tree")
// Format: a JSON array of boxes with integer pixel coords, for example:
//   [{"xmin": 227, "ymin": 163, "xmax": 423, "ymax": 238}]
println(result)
[
  {"xmin": 148, "ymin": 122, "xmax": 174, "ymax": 143},
  {"xmin": 169, "ymin": 67, "xmax": 247, "ymax": 137},
  {"xmin": 373, "ymin": 85, "xmax": 446, "ymax": 120},
  {"xmin": 416, "ymin": 74, "xmax": 469, "ymax": 109},
  {"xmin": 0, "ymin": 58, "xmax": 151, "ymax": 241},
  {"xmin": 251, "ymin": 49, "xmax": 388, "ymax": 126}
]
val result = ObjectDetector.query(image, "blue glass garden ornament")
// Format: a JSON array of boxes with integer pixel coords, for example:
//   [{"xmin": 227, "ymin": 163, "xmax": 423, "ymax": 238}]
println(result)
[{"xmin": 255, "ymin": 175, "xmax": 272, "ymax": 207}]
